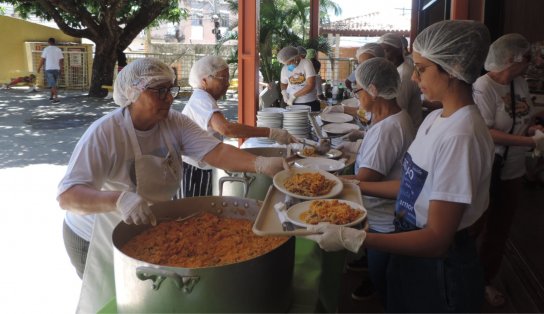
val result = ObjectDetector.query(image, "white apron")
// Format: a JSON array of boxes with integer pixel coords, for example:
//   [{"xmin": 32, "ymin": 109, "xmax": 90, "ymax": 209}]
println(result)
[{"xmin": 77, "ymin": 109, "xmax": 181, "ymax": 313}]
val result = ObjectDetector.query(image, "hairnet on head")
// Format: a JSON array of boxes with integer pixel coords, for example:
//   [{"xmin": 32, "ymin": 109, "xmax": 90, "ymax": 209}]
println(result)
[
  {"xmin": 277, "ymin": 46, "xmax": 299, "ymax": 64},
  {"xmin": 188, "ymin": 56, "xmax": 229, "ymax": 89},
  {"xmin": 378, "ymin": 33, "xmax": 407, "ymax": 51},
  {"xmin": 297, "ymin": 46, "xmax": 307, "ymax": 56},
  {"xmin": 306, "ymin": 48, "xmax": 316, "ymax": 59},
  {"xmin": 355, "ymin": 57, "xmax": 400, "ymax": 100},
  {"xmin": 484, "ymin": 33, "xmax": 530, "ymax": 72},
  {"xmin": 113, "ymin": 58, "xmax": 175, "ymax": 107},
  {"xmin": 356, "ymin": 43, "xmax": 385, "ymax": 60},
  {"xmin": 413, "ymin": 20, "xmax": 490, "ymax": 84}
]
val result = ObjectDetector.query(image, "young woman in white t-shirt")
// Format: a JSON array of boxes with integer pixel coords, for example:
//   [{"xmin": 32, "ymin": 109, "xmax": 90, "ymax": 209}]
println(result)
[
  {"xmin": 306, "ymin": 20, "xmax": 494, "ymax": 312},
  {"xmin": 344, "ymin": 58, "xmax": 415, "ymax": 303},
  {"xmin": 472, "ymin": 33, "xmax": 544, "ymax": 307}
]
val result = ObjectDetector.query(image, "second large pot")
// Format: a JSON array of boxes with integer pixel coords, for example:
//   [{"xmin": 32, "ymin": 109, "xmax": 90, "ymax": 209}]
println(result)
[
  {"xmin": 112, "ymin": 196, "xmax": 295, "ymax": 313},
  {"xmin": 212, "ymin": 147, "xmax": 287, "ymax": 200}
]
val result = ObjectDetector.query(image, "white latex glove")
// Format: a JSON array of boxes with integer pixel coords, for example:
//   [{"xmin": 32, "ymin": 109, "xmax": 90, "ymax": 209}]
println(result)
[
  {"xmin": 116, "ymin": 191, "xmax": 157, "ymax": 226},
  {"xmin": 269, "ymin": 128, "xmax": 297, "ymax": 144},
  {"xmin": 339, "ymin": 177, "xmax": 360, "ymax": 185},
  {"xmin": 336, "ymin": 139, "xmax": 363, "ymax": 155},
  {"xmin": 532, "ymin": 130, "xmax": 544, "ymax": 156},
  {"xmin": 281, "ymin": 90, "xmax": 289, "ymax": 103},
  {"xmin": 305, "ymin": 223, "xmax": 366, "ymax": 253},
  {"xmin": 322, "ymin": 105, "xmax": 344, "ymax": 114},
  {"xmin": 255, "ymin": 156, "xmax": 289, "ymax": 177},
  {"xmin": 286, "ymin": 94, "xmax": 297, "ymax": 106},
  {"xmin": 341, "ymin": 129, "xmax": 365, "ymax": 142}
]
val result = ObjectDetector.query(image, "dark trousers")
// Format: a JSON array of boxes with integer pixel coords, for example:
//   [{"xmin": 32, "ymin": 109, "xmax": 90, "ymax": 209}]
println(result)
[
  {"xmin": 386, "ymin": 230, "xmax": 484, "ymax": 312},
  {"xmin": 477, "ymin": 177, "xmax": 522, "ymax": 283},
  {"xmin": 62, "ymin": 220, "xmax": 89, "ymax": 279},
  {"xmin": 182, "ymin": 162, "xmax": 213, "ymax": 197},
  {"xmin": 294, "ymin": 99, "xmax": 321, "ymax": 112},
  {"xmin": 367, "ymin": 229, "xmax": 391, "ymax": 306}
]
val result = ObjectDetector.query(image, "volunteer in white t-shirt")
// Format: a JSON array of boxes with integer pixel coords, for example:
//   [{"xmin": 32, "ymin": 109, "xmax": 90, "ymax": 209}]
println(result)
[
  {"xmin": 37, "ymin": 37, "xmax": 64, "ymax": 103},
  {"xmin": 472, "ymin": 33, "xmax": 544, "ymax": 307},
  {"xmin": 378, "ymin": 33, "xmax": 423, "ymax": 128},
  {"xmin": 344, "ymin": 58, "xmax": 415, "ymax": 303},
  {"xmin": 306, "ymin": 21, "xmax": 494, "ymax": 312},
  {"xmin": 181, "ymin": 56, "xmax": 296, "ymax": 197},
  {"xmin": 57, "ymin": 58, "xmax": 288, "ymax": 313},
  {"xmin": 278, "ymin": 46, "xmax": 320, "ymax": 111}
]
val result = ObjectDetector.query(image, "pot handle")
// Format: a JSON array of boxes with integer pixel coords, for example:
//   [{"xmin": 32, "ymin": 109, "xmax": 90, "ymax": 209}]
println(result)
[
  {"xmin": 136, "ymin": 266, "xmax": 200, "ymax": 293},
  {"xmin": 218, "ymin": 173, "xmax": 255, "ymax": 197}
]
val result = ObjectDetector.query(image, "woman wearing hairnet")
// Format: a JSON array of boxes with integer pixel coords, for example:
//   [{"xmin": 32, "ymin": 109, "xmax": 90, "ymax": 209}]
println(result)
[
  {"xmin": 378, "ymin": 32, "xmax": 423, "ymax": 128},
  {"xmin": 181, "ymin": 56, "xmax": 296, "ymax": 197},
  {"xmin": 278, "ymin": 46, "xmax": 320, "ymax": 111},
  {"xmin": 306, "ymin": 20, "xmax": 494, "ymax": 312},
  {"xmin": 472, "ymin": 34, "xmax": 544, "ymax": 307},
  {"xmin": 57, "ymin": 58, "xmax": 288, "ymax": 313},
  {"xmin": 343, "ymin": 58, "xmax": 416, "ymax": 302}
]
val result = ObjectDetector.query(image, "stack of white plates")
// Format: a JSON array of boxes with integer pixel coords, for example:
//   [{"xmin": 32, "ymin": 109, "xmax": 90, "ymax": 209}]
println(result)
[
  {"xmin": 256, "ymin": 107, "xmax": 285, "ymax": 144},
  {"xmin": 283, "ymin": 106, "xmax": 311, "ymax": 139}
]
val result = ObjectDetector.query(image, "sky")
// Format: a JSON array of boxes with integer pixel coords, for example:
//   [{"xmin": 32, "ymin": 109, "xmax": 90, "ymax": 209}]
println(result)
[{"xmin": 328, "ymin": 0, "xmax": 412, "ymax": 22}]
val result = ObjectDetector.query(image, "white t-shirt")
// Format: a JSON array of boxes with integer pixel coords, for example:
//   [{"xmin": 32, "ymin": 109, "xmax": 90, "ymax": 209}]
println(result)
[
  {"xmin": 280, "ymin": 58, "xmax": 317, "ymax": 103},
  {"xmin": 41, "ymin": 45, "xmax": 64, "ymax": 70},
  {"xmin": 473, "ymin": 74, "xmax": 535, "ymax": 180},
  {"xmin": 355, "ymin": 110, "xmax": 415, "ymax": 233},
  {"xmin": 395, "ymin": 106, "xmax": 494, "ymax": 231},
  {"xmin": 58, "ymin": 108, "xmax": 221, "ymax": 240},
  {"xmin": 181, "ymin": 89, "xmax": 223, "ymax": 169},
  {"xmin": 397, "ymin": 56, "xmax": 422, "ymax": 128}
]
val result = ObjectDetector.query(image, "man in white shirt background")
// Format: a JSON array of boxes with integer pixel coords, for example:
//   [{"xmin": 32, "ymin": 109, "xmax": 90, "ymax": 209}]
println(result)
[{"xmin": 37, "ymin": 37, "xmax": 64, "ymax": 103}]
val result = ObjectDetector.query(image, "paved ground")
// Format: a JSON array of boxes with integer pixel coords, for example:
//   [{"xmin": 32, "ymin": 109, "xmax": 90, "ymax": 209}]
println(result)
[{"xmin": 0, "ymin": 87, "xmax": 239, "ymax": 313}]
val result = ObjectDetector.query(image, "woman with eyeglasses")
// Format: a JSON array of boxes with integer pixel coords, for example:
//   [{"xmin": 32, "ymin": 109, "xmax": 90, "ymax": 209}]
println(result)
[
  {"xmin": 181, "ymin": 55, "xmax": 296, "ymax": 197},
  {"xmin": 278, "ymin": 46, "xmax": 320, "ymax": 111},
  {"xmin": 56, "ymin": 58, "xmax": 289, "ymax": 313},
  {"xmin": 305, "ymin": 20, "xmax": 495, "ymax": 312},
  {"xmin": 472, "ymin": 33, "xmax": 544, "ymax": 307}
]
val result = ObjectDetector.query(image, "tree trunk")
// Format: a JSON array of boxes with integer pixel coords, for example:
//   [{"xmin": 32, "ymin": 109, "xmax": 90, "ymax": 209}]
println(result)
[{"xmin": 88, "ymin": 43, "xmax": 118, "ymax": 97}]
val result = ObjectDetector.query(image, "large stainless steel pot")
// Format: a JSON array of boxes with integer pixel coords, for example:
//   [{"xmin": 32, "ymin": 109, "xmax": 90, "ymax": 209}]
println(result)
[
  {"xmin": 112, "ymin": 196, "xmax": 295, "ymax": 313},
  {"xmin": 212, "ymin": 147, "xmax": 287, "ymax": 201}
]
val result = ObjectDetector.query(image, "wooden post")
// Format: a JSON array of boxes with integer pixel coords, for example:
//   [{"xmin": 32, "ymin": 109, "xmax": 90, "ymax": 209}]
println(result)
[
  {"xmin": 237, "ymin": 0, "xmax": 259, "ymax": 146},
  {"xmin": 310, "ymin": 0, "xmax": 320, "ymax": 39}
]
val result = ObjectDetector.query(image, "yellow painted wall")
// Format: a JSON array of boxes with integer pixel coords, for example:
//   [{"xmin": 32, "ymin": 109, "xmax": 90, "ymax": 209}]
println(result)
[{"xmin": 0, "ymin": 15, "xmax": 80, "ymax": 83}]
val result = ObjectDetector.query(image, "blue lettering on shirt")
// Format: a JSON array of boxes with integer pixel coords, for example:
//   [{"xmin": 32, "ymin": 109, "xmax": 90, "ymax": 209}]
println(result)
[{"xmin": 394, "ymin": 153, "xmax": 428, "ymax": 231}]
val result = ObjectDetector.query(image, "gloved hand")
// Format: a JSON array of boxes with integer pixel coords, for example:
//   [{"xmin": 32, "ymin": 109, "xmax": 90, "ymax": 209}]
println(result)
[
  {"xmin": 532, "ymin": 130, "xmax": 544, "ymax": 156},
  {"xmin": 269, "ymin": 128, "xmax": 297, "ymax": 144},
  {"xmin": 322, "ymin": 105, "xmax": 344, "ymax": 114},
  {"xmin": 341, "ymin": 129, "xmax": 365, "ymax": 142},
  {"xmin": 336, "ymin": 139, "xmax": 363, "ymax": 155},
  {"xmin": 286, "ymin": 94, "xmax": 297, "ymax": 106},
  {"xmin": 339, "ymin": 177, "xmax": 360, "ymax": 185},
  {"xmin": 116, "ymin": 191, "xmax": 157, "ymax": 226},
  {"xmin": 305, "ymin": 223, "xmax": 366, "ymax": 253},
  {"xmin": 281, "ymin": 90, "xmax": 289, "ymax": 104},
  {"xmin": 255, "ymin": 156, "xmax": 289, "ymax": 177}
]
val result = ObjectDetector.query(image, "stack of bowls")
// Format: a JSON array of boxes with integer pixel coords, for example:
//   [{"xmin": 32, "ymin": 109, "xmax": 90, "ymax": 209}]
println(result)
[
  {"xmin": 283, "ymin": 105, "xmax": 311, "ymax": 139},
  {"xmin": 256, "ymin": 107, "xmax": 285, "ymax": 144}
]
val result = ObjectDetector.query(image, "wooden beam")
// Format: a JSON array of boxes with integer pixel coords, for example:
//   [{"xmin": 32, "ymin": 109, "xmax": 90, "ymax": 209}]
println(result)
[
  {"xmin": 310, "ymin": 0, "xmax": 320, "ymax": 39},
  {"xmin": 237, "ymin": 0, "xmax": 259, "ymax": 146},
  {"xmin": 451, "ymin": 0, "xmax": 469, "ymax": 20}
]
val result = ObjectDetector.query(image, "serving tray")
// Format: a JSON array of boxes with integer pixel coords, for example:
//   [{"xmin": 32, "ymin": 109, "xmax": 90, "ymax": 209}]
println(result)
[{"xmin": 252, "ymin": 183, "xmax": 364, "ymax": 236}]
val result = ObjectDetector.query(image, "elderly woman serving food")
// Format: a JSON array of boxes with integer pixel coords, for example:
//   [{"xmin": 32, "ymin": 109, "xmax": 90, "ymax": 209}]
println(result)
[{"xmin": 57, "ymin": 58, "xmax": 288, "ymax": 313}]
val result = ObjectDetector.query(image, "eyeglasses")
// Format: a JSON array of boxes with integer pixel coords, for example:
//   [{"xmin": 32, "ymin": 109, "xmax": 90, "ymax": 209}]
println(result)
[
  {"xmin": 147, "ymin": 86, "xmax": 180, "ymax": 99},
  {"xmin": 211, "ymin": 75, "xmax": 229, "ymax": 82},
  {"xmin": 352, "ymin": 87, "xmax": 364, "ymax": 99},
  {"xmin": 413, "ymin": 64, "xmax": 435, "ymax": 79}
]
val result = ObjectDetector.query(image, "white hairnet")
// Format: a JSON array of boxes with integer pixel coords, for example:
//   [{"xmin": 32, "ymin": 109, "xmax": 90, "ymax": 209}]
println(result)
[
  {"xmin": 378, "ymin": 33, "xmax": 407, "ymax": 51},
  {"xmin": 297, "ymin": 46, "xmax": 307, "ymax": 56},
  {"xmin": 277, "ymin": 46, "xmax": 299, "ymax": 64},
  {"xmin": 188, "ymin": 55, "xmax": 229, "ymax": 89},
  {"xmin": 484, "ymin": 33, "xmax": 530, "ymax": 72},
  {"xmin": 413, "ymin": 20, "xmax": 490, "ymax": 84},
  {"xmin": 113, "ymin": 58, "xmax": 175, "ymax": 108},
  {"xmin": 356, "ymin": 43, "xmax": 385, "ymax": 60},
  {"xmin": 355, "ymin": 57, "xmax": 400, "ymax": 100}
]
